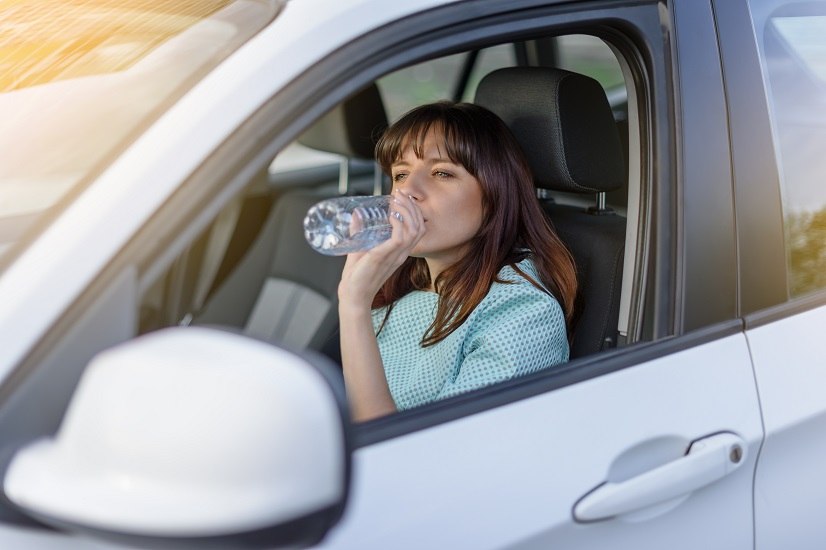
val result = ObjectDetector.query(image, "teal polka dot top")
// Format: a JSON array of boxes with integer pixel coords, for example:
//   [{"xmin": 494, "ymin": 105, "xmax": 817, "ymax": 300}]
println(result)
[{"xmin": 372, "ymin": 258, "xmax": 569, "ymax": 410}]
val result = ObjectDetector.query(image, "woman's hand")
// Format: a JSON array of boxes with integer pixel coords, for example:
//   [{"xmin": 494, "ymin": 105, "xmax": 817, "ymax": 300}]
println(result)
[
  {"xmin": 338, "ymin": 190, "xmax": 425, "ymax": 422},
  {"xmin": 338, "ymin": 190, "xmax": 426, "ymax": 312}
]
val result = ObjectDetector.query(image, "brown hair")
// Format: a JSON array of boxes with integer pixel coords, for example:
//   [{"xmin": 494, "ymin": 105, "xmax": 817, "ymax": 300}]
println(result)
[{"xmin": 373, "ymin": 101, "xmax": 577, "ymax": 346}]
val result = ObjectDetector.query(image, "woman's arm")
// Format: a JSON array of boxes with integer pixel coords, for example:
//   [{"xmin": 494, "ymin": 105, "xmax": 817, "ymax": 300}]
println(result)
[
  {"xmin": 338, "ymin": 191, "xmax": 425, "ymax": 422},
  {"xmin": 338, "ymin": 301, "xmax": 395, "ymax": 421}
]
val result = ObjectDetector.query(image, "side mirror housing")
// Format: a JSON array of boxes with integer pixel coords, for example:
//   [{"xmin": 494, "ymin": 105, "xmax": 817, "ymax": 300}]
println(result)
[{"xmin": 4, "ymin": 327, "xmax": 351, "ymax": 548}]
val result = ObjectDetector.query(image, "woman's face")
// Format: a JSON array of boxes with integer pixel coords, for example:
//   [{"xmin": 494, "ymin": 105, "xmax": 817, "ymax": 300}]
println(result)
[{"xmin": 390, "ymin": 128, "xmax": 484, "ymax": 267}]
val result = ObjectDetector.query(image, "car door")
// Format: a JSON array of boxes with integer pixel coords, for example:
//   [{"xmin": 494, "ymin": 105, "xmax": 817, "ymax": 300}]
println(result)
[
  {"xmin": 717, "ymin": 0, "xmax": 826, "ymax": 547},
  {"xmin": 316, "ymin": 330, "xmax": 760, "ymax": 549},
  {"xmin": 313, "ymin": 1, "xmax": 762, "ymax": 548}
]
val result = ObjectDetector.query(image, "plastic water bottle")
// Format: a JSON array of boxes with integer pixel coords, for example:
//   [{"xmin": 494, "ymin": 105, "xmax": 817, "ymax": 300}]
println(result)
[{"xmin": 303, "ymin": 195, "xmax": 392, "ymax": 255}]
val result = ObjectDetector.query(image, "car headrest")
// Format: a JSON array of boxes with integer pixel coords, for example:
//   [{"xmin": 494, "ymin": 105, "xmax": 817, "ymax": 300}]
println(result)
[
  {"xmin": 299, "ymin": 83, "xmax": 388, "ymax": 160},
  {"xmin": 474, "ymin": 67, "xmax": 624, "ymax": 194}
]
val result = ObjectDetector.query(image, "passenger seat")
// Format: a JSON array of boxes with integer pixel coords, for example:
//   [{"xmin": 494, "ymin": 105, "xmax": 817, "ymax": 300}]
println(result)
[{"xmin": 195, "ymin": 84, "xmax": 388, "ymax": 350}]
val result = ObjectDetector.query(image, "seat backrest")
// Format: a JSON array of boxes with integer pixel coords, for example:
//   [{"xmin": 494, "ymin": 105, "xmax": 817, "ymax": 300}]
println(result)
[
  {"xmin": 298, "ymin": 83, "xmax": 387, "ymax": 160},
  {"xmin": 196, "ymin": 84, "xmax": 388, "ymax": 350},
  {"xmin": 475, "ymin": 67, "xmax": 627, "ymax": 358}
]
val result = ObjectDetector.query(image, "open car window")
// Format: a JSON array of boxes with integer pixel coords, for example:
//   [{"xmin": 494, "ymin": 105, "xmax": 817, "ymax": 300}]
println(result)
[{"xmin": 136, "ymin": 31, "xmax": 642, "ymax": 421}]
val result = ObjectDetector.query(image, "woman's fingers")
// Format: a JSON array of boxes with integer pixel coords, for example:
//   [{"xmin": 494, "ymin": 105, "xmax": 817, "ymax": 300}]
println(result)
[{"xmin": 389, "ymin": 191, "xmax": 424, "ymax": 242}]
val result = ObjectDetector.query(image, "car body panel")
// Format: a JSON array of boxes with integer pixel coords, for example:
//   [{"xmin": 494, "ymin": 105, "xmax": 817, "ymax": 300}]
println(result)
[
  {"xmin": 747, "ymin": 307, "xmax": 826, "ymax": 549},
  {"xmin": 320, "ymin": 333, "xmax": 761, "ymax": 549}
]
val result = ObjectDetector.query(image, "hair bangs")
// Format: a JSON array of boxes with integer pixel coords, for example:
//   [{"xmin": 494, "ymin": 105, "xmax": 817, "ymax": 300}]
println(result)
[{"xmin": 376, "ymin": 102, "xmax": 480, "ymax": 177}]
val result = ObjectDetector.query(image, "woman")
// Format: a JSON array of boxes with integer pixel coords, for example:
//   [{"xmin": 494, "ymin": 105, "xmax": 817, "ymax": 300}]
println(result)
[{"xmin": 339, "ymin": 102, "xmax": 577, "ymax": 421}]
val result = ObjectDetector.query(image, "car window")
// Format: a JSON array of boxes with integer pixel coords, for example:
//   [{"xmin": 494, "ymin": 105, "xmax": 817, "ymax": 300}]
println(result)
[
  {"xmin": 556, "ymin": 34, "xmax": 625, "ymax": 91},
  {"xmin": 140, "ymin": 30, "xmax": 642, "ymax": 421},
  {"xmin": 273, "ymin": 44, "xmax": 519, "ymax": 176},
  {"xmin": 748, "ymin": 2, "xmax": 826, "ymax": 297},
  {"xmin": 459, "ymin": 43, "xmax": 518, "ymax": 102},
  {"xmin": 0, "ymin": 0, "xmax": 280, "ymax": 272},
  {"xmin": 378, "ymin": 44, "xmax": 516, "ymax": 120},
  {"xmin": 378, "ymin": 52, "xmax": 466, "ymax": 120}
]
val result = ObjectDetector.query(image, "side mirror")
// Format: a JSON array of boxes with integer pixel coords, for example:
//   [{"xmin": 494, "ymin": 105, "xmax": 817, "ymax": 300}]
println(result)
[{"xmin": 3, "ymin": 327, "xmax": 351, "ymax": 548}]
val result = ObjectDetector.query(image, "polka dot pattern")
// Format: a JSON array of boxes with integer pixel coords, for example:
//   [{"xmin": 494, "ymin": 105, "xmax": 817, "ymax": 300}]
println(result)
[{"xmin": 372, "ymin": 259, "xmax": 569, "ymax": 410}]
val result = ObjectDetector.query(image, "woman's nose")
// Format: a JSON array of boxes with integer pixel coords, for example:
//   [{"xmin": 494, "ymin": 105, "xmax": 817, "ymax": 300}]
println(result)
[{"xmin": 401, "ymin": 170, "xmax": 425, "ymax": 201}]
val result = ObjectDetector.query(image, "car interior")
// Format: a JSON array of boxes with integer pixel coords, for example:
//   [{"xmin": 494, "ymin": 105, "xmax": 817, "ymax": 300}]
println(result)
[{"xmin": 137, "ymin": 32, "xmax": 643, "ymax": 403}]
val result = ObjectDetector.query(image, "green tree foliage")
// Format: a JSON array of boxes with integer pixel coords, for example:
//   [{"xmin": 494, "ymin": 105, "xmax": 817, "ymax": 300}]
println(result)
[{"xmin": 787, "ymin": 208, "xmax": 826, "ymax": 296}]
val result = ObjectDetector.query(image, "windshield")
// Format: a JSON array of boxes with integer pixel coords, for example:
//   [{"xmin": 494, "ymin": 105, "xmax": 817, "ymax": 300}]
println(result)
[{"xmin": 0, "ymin": 0, "xmax": 281, "ymax": 271}]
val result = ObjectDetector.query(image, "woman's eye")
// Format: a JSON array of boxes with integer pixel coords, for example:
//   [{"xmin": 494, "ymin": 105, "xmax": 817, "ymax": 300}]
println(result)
[
  {"xmin": 393, "ymin": 173, "xmax": 407, "ymax": 183},
  {"xmin": 434, "ymin": 170, "xmax": 453, "ymax": 179}
]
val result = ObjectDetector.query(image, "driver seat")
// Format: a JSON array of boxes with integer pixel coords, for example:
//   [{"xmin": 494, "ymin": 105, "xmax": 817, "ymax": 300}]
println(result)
[{"xmin": 475, "ymin": 67, "xmax": 627, "ymax": 359}]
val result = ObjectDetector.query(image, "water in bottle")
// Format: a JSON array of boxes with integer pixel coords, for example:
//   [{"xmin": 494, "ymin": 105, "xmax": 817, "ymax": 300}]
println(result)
[{"xmin": 303, "ymin": 195, "xmax": 392, "ymax": 255}]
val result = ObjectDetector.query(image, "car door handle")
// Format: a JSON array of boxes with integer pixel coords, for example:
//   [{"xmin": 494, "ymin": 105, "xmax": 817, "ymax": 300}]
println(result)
[{"xmin": 573, "ymin": 432, "xmax": 747, "ymax": 522}]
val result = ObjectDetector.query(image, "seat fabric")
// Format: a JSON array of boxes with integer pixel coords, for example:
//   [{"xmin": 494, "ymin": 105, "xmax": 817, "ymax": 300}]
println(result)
[{"xmin": 196, "ymin": 84, "xmax": 388, "ymax": 350}]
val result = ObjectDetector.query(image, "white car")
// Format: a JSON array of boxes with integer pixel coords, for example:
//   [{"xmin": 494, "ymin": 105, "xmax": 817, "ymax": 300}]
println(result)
[{"xmin": 0, "ymin": 0, "xmax": 824, "ymax": 548}]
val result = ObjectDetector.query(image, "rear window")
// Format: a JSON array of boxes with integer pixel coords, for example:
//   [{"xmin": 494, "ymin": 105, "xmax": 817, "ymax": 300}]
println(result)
[
  {"xmin": 0, "ymin": 0, "xmax": 281, "ymax": 271},
  {"xmin": 749, "ymin": 2, "xmax": 826, "ymax": 297}
]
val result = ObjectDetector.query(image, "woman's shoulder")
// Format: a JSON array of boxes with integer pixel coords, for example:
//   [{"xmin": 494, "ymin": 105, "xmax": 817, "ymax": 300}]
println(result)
[
  {"xmin": 493, "ymin": 258, "xmax": 545, "ymax": 292},
  {"xmin": 466, "ymin": 258, "xmax": 566, "ymax": 339},
  {"xmin": 478, "ymin": 258, "xmax": 562, "ymax": 312}
]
